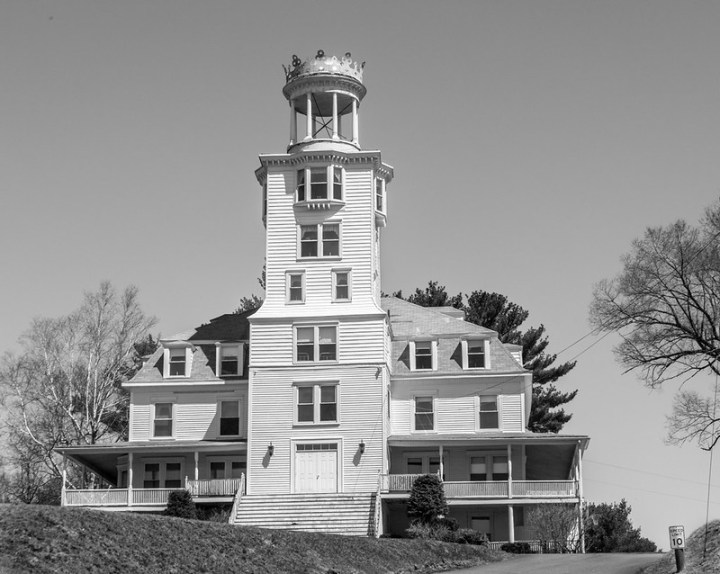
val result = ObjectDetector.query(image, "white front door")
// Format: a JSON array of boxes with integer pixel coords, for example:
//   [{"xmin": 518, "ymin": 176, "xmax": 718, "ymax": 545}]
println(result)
[{"xmin": 295, "ymin": 443, "xmax": 338, "ymax": 493}]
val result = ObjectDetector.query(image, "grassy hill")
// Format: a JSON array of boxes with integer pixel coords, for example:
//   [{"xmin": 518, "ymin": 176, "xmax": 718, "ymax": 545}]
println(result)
[
  {"xmin": 639, "ymin": 520, "xmax": 720, "ymax": 574},
  {"xmin": 0, "ymin": 504, "xmax": 504, "ymax": 574}
]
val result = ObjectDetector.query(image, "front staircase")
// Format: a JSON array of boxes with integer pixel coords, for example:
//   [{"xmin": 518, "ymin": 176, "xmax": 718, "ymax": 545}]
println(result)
[{"xmin": 231, "ymin": 492, "xmax": 376, "ymax": 536}]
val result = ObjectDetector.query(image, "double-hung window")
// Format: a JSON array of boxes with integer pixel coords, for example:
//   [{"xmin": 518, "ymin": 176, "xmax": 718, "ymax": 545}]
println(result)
[
  {"xmin": 410, "ymin": 340, "xmax": 436, "ymax": 371},
  {"xmin": 414, "ymin": 396, "xmax": 434, "ymax": 431},
  {"xmin": 332, "ymin": 269, "xmax": 350, "ymax": 302},
  {"xmin": 375, "ymin": 178, "xmax": 384, "ymax": 211},
  {"xmin": 153, "ymin": 403, "xmax": 173, "ymax": 438},
  {"xmin": 299, "ymin": 223, "xmax": 340, "ymax": 258},
  {"xmin": 287, "ymin": 271, "xmax": 305, "ymax": 303},
  {"xmin": 296, "ymin": 383, "xmax": 338, "ymax": 424},
  {"xmin": 295, "ymin": 325, "xmax": 337, "ymax": 363},
  {"xmin": 143, "ymin": 460, "xmax": 182, "ymax": 488},
  {"xmin": 469, "ymin": 454, "xmax": 508, "ymax": 481},
  {"xmin": 463, "ymin": 339, "xmax": 489, "ymax": 369},
  {"xmin": 479, "ymin": 396, "xmax": 499, "ymax": 430},
  {"xmin": 216, "ymin": 344, "xmax": 242, "ymax": 376},
  {"xmin": 296, "ymin": 166, "xmax": 343, "ymax": 203},
  {"xmin": 166, "ymin": 347, "xmax": 189, "ymax": 377},
  {"xmin": 219, "ymin": 400, "xmax": 241, "ymax": 436}
]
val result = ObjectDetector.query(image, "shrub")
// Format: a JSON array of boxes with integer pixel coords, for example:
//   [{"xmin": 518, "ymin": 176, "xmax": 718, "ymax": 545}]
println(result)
[
  {"xmin": 405, "ymin": 522, "xmax": 449, "ymax": 540},
  {"xmin": 196, "ymin": 505, "xmax": 231, "ymax": 523},
  {"xmin": 501, "ymin": 542, "xmax": 533, "ymax": 554},
  {"xmin": 407, "ymin": 474, "xmax": 449, "ymax": 525},
  {"xmin": 164, "ymin": 490, "xmax": 197, "ymax": 519},
  {"xmin": 451, "ymin": 528, "xmax": 489, "ymax": 546},
  {"xmin": 436, "ymin": 516, "xmax": 459, "ymax": 532}
]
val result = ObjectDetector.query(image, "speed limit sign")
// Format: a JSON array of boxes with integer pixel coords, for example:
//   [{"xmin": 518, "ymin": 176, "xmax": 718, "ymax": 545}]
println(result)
[{"xmin": 669, "ymin": 525, "xmax": 685, "ymax": 549}]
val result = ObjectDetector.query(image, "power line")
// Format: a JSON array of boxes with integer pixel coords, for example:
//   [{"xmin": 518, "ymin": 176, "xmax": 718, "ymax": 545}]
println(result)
[{"xmin": 585, "ymin": 458, "xmax": 720, "ymax": 489}]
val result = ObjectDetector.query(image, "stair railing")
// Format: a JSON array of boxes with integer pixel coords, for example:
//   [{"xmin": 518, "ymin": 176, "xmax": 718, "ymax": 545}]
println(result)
[
  {"xmin": 228, "ymin": 473, "xmax": 245, "ymax": 525},
  {"xmin": 373, "ymin": 470, "xmax": 382, "ymax": 538}
]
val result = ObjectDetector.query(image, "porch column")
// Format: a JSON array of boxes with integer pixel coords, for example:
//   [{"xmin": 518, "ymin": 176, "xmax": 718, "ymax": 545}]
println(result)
[
  {"xmin": 128, "ymin": 452, "xmax": 133, "ymax": 507},
  {"xmin": 194, "ymin": 451, "xmax": 199, "ymax": 481},
  {"xmin": 507, "ymin": 444, "xmax": 513, "ymax": 499},
  {"xmin": 507, "ymin": 506, "xmax": 515, "ymax": 543},
  {"xmin": 577, "ymin": 441, "xmax": 585, "ymax": 553},
  {"xmin": 439, "ymin": 445, "xmax": 444, "ymax": 480}
]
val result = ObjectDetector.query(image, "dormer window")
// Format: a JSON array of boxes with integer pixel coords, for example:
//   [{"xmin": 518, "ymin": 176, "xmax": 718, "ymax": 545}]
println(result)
[
  {"xmin": 410, "ymin": 340, "xmax": 436, "ymax": 371},
  {"xmin": 216, "ymin": 344, "xmax": 243, "ymax": 377},
  {"xmin": 163, "ymin": 346, "xmax": 191, "ymax": 378},
  {"xmin": 462, "ymin": 339, "xmax": 490, "ymax": 370},
  {"xmin": 296, "ymin": 166, "xmax": 343, "ymax": 206}
]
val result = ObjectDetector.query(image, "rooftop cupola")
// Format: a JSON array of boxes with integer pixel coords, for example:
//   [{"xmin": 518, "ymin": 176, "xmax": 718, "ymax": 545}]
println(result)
[{"xmin": 282, "ymin": 50, "xmax": 366, "ymax": 153}]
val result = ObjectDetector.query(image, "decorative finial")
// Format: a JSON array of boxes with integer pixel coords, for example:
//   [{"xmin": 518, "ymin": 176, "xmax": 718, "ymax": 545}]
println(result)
[{"xmin": 316, "ymin": 49, "xmax": 325, "ymax": 59}]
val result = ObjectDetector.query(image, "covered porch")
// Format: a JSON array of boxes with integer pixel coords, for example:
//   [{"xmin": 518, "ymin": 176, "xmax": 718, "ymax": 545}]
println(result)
[{"xmin": 56, "ymin": 439, "xmax": 246, "ymax": 511}]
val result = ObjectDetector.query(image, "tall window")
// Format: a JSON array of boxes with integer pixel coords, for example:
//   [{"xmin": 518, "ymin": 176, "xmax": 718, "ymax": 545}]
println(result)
[
  {"xmin": 332, "ymin": 269, "xmax": 350, "ymax": 301},
  {"xmin": 219, "ymin": 346, "xmax": 240, "ymax": 376},
  {"xmin": 492, "ymin": 455, "xmax": 509, "ymax": 481},
  {"xmin": 479, "ymin": 396, "xmax": 499, "ymax": 429},
  {"xmin": 219, "ymin": 400, "xmax": 240, "ymax": 436},
  {"xmin": 296, "ymin": 383, "xmax": 338, "ymax": 424},
  {"xmin": 153, "ymin": 403, "xmax": 173, "ymax": 437},
  {"xmin": 376, "ymin": 178, "xmax": 384, "ymax": 211},
  {"xmin": 143, "ymin": 463, "xmax": 160, "ymax": 488},
  {"xmin": 287, "ymin": 271, "xmax": 305, "ymax": 303},
  {"xmin": 295, "ymin": 325, "xmax": 337, "ymax": 362},
  {"xmin": 165, "ymin": 462, "xmax": 182, "ymax": 488},
  {"xmin": 310, "ymin": 167, "xmax": 327, "ymax": 199},
  {"xmin": 414, "ymin": 396, "xmax": 434, "ymax": 431},
  {"xmin": 168, "ymin": 348, "xmax": 187, "ymax": 376},
  {"xmin": 297, "ymin": 169, "xmax": 306, "ymax": 201},
  {"xmin": 467, "ymin": 340, "xmax": 486, "ymax": 368},
  {"xmin": 414, "ymin": 341, "xmax": 433, "ymax": 370},
  {"xmin": 299, "ymin": 223, "xmax": 340, "ymax": 258},
  {"xmin": 470, "ymin": 457, "xmax": 487, "ymax": 481}
]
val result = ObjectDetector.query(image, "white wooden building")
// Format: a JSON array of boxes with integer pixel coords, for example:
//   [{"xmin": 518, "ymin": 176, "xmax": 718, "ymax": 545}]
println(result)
[{"xmin": 57, "ymin": 51, "xmax": 589, "ymax": 545}]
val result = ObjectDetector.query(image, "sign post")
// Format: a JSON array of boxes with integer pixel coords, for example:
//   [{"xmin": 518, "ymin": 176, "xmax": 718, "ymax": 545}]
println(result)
[{"xmin": 669, "ymin": 525, "xmax": 685, "ymax": 573}]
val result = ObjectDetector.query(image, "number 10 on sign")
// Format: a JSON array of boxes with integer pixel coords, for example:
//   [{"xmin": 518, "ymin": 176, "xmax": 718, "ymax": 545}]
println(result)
[{"xmin": 669, "ymin": 525, "xmax": 685, "ymax": 549}]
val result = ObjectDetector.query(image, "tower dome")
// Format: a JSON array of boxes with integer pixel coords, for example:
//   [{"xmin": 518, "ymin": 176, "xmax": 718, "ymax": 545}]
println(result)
[{"xmin": 282, "ymin": 50, "xmax": 366, "ymax": 153}]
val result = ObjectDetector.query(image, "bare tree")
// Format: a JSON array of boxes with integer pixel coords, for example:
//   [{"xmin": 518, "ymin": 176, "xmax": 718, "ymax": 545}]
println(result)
[
  {"xmin": 0, "ymin": 282, "xmax": 156, "ymax": 499},
  {"xmin": 526, "ymin": 504, "xmax": 579, "ymax": 553},
  {"xmin": 590, "ymin": 199, "xmax": 720, "ymax": 449}
]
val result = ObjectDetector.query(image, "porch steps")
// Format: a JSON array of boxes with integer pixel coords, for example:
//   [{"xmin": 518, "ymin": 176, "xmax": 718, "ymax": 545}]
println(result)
[{"xmin": 232, "ymin": 493, "xmax": 376, "ymax": 536}]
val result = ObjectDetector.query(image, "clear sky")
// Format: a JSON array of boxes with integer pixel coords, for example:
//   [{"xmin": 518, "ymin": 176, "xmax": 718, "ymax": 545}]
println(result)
[{"xmin": 2, "ymin": 0, "xmax": 719, "ymax": 549}]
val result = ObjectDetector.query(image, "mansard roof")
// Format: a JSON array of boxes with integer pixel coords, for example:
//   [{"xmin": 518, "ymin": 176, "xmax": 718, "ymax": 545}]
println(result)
[
  {"xmin": 165, "ymin": 309, "xmax": 256, "ymax": 342},
  {"xmin": 381, "ymin": 297, "xmax": 496, "ymax": 339},
  {"xmin": 381, "ymin": 296, "xmax": 526, "ymax": 375}
]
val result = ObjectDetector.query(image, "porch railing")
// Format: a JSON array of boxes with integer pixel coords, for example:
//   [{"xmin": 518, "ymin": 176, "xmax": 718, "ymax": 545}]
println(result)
[
  {"xmin": 381, "ymin": 476, "xmax": 577, "ymax": 499},
  {"xmin": 443, "ymin": 481, "xmax": 509, "ymax": 498},
  {"xmin": 65, "ymin": 488, "xmax": 129, "ymax": 506},
  {"xmin": 185, "ymin": 477, "xmax": 244, "ymax": 497},
  {"xmin": 132, "ymin": 488, "xmax": 176, "ymax": 505}
]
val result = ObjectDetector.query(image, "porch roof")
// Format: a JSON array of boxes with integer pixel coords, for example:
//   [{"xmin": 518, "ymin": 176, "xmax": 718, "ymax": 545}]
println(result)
[
  {"xmin": 56, "ymin": 440, "xmax": 246, "ymax": 484},
  {"xmin": 387, "ymin": 432, "xmax": 589, "ymax": 448}
]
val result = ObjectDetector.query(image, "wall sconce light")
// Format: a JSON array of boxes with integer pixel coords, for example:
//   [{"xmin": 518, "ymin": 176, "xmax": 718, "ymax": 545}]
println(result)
[
  {"xmin": 359, "ymin": 440, "xmax": 366, "ymax": 454},
  {"xmin": 268, "ymin": 442, "xmax": 274, "ymax": 456}
]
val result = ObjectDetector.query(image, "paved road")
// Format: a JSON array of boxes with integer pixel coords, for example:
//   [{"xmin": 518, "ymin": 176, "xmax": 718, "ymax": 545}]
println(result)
[{"xmin": 444, "ymin": 553, "xmax": 665, "ymax": 574}]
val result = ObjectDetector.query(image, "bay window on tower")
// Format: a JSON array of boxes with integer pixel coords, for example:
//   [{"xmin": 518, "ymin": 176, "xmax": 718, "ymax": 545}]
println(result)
[{"xmin": 296, "ymin": 165, "xmax": 343, "ymax": 204}]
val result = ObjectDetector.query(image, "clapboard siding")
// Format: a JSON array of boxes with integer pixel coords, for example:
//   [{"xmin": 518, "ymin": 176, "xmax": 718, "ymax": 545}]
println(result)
[
  {"xmin": 250, "ymin": 318, "xmax": 386, "ymax": 366},
  {"xmin": 129, "ymin": 388, "xmax": 247, "ymax": 441},
  {"xmin": 390, "ymin": 378, "xmax": 526, "ymax": 435},
  {"xmin": 248, "ymin": 365, "xmax": 384, "ymax": 495},
  {"xmin": 254, "ymin": 162, "xmax": 384, "ymax": 319}
]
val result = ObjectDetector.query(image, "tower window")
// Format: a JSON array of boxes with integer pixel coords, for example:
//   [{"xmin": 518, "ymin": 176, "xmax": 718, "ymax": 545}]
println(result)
[
  {"xmin": 295, "ymin": 325, "xmax": 337, "ymax": 363},
  {"xmin": 287, "ymin": 271, "xmax": 305, "ymax": 303},
  {"xmin": 376, "ymin": 178, "xmax": 384, "ymax": 211},
  {"xmin": 299, "ymin": 223, "xmax": 341, "ymax": 258},
  {"xmin": 332, "ymin": 269, "xmax": 351, "ymax": 302},
  {"xmin": 295, "ymin": 166, "xmax": 343, "ymax": 203}
]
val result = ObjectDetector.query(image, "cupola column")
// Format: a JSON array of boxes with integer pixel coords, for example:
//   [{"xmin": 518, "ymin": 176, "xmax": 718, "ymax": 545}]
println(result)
[
  {"xmin": 305, "ymin": 92, "xmax": 313, "ymax": 141},
  {"xmin": 332, "ymin": 92, "xmax": 339, "ymax": 140},
  {"xmin": 289, "ymin": 100, "xmax": 298, "ymax": 145},
  {"xmin": 352, "ymin": 98, "xmax": 359, "ymax": 146}
]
